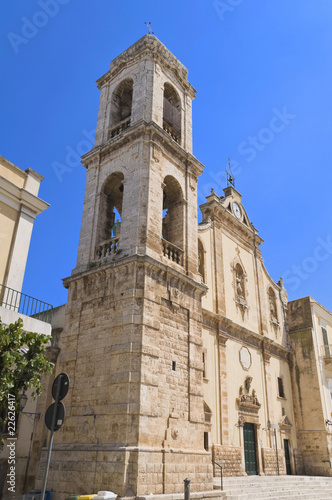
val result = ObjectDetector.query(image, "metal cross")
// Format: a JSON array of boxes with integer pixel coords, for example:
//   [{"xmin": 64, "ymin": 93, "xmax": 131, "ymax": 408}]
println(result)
[
  {"xmin": 145, "ymin": 22, "xmax": 154, "ymax": 35},
  {"xmin": 226, "ymin": 157, "xmax": 235, "ymax": 187}
]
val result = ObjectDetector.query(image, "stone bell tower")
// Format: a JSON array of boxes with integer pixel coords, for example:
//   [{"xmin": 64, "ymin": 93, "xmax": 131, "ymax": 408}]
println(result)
[{"xmin": 37, "ymin": 35, "xmax": 213, "ymax": 498}]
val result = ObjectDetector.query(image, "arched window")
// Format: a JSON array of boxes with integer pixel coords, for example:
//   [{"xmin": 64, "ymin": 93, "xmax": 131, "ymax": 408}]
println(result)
[
  {"xmin": 162, "ymin": 176, "xmax": 184, "ymax": 265},
  {"xmin": 268, "ymin": 287, "xmax": 278, "ymax": 324},
  {"xmin": 198, "ymin": 238, "xmax": 205, "ymax": 281},
  {"xmin": 163, "ymin": 83, "xmax": 181, "ymax": 143},
  {"xmin": 96, "ymin": 172, "xmax": 124, "ymax": 258},
  {"xmin": 109, "ymin": 79, "xmax": 133, "ymax": 136}
]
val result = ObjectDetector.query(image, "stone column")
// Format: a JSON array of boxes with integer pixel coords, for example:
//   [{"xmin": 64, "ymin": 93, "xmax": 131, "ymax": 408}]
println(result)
[
  {"xmin": 256, "ymin": 424, "xmax": 264, "ymax": 475},
  {"xmin": 213, "ymin": 219, "xmax": 226, "ymax": 316},
  {"xmin": 263, "ymin": 350, "xmax": 274, "ymax": 448},
  {"xmin": 217, "ymin": 332, "xmax": 229, "ymax": 444}
]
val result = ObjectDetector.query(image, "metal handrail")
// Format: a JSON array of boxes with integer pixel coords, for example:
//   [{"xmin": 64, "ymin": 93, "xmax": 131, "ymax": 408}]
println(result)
[
  {"xmin": 0, "ymin": 284, "xmax": 53, "ymax": 324},
  {"xmin": 212, "ymin": 460, "xmax": 223, "ymax": 491}
]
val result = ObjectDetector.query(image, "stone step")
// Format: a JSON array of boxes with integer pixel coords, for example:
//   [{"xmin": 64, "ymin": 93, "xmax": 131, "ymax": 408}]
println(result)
[
  {"xmin": 224, "ymin": 492, "xmax": 332, "ymax": 500},
  {"xmin": 212, "ymin": 475, "xmax": 332, "ymax": 500}
]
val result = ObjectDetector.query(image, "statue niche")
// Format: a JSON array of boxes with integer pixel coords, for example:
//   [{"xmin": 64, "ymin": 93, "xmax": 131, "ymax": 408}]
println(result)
[{"xmin": 231, "ymin": 257, "xmax": 248, "ymax": 319}]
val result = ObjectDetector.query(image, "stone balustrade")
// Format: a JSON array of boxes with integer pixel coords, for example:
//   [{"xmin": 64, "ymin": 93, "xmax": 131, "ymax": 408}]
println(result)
[
  {"xmin": 95, "ymin": 236, "xmax": 119, "ymax": 259},
  {"xmin": 162, "ymin": 238, "xmax": 183, "ymax": 266},
  {"xmin": 108, "ymin": 118, "xmax": 131, "ymax": 139},
  {"xmin": 163, "ymin": 120, "xmax": 180, "ymax": 143}
]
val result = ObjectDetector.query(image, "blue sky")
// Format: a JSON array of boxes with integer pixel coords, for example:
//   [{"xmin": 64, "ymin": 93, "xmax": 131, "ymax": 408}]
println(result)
[{"xmin": 1, "ymin": 0, "xmax": 332, "ymax": 311}]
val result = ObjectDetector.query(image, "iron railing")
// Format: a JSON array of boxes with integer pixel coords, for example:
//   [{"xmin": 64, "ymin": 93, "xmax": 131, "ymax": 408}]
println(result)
[{"xmin": 0, "ymin": 284, "xmax": 53, "ymax": 324}]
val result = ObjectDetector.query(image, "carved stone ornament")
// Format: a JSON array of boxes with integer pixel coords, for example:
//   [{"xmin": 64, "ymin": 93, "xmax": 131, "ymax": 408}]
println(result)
[
  {"xmin": 171, "ymin": 428, "xmax": 179, "ymax": 440},
  {"xmin": 268, "ymin": 287, "xmax": 279, "ymax": 333},
  {"xmin": 169, "ymin": 286, "xmax": 182, "ymax": 312},
  {"xmin": 279, "ymin": 414, "xmax": 292, "ymax": 433},
  {"xmin": 237, "ymin": 376, "xmax": 261, "ymax": 410},
  {"xmin": 239, "ymin": 346, "xmax": 252, "ymax": 371},
  {"xmin": 237, "ymin": 415, "xmax": 245, "ymax": 427},
  {"xmin": 278, "ymin": 277, "xmax": 288, "ymax": 310}
]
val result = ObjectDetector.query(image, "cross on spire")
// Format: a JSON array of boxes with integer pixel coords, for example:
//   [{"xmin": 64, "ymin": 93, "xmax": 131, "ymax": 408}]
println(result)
[
  {"xmin": 226, "ymin": 157, "xmax": 235, "ymax": 187},
  {"xmin": 145, "ymin": 22, "xmax": 154, "ymax": 35}
]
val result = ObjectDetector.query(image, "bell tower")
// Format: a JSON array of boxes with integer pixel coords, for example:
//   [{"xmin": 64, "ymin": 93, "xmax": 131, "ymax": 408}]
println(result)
[
  {"xmin": 37, "ymin": 35, "xmax": 213, "ymax": 498},
  {"xmin": 75, "ymin": 34, "xmax": 200, "ymax": 278}
]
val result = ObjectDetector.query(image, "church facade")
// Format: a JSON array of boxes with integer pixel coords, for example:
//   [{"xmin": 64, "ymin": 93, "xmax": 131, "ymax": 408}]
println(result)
[{"xmin": 29, "ymin": 35, "xmax": 332, "ymax": 498}]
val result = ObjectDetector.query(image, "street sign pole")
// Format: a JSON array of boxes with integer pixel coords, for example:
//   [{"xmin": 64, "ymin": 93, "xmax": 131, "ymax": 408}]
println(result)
[
  {"xmin": 274, "ymin": 428, "xmax": 280, "ymax": 476},
  {"xmin": 41, "ymin": 373, "xmax": 63, "ymax": 500}
]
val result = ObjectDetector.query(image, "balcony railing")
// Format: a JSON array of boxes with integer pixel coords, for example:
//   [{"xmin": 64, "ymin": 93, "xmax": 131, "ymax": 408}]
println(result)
[
  {"xmin": 0, "ymin": 284, "xmax": 53, "ymax": 324},
  {"xmin": 321, "ymin": 344, "xmax": 332, "ymax": 363},
  {"xmin": 162, "ymin": 239, "xmax": 184, "ymax": 266},
  {"xmin": 163, "ymin": 120, "xmax": 180, "ymax": 143},
  {"xmin": 95, "ymin": 236, "xmax": 120, "ymax": 259},
  {"xmin": 108, "ymin": 118, "xmax": 131, "ymax": 139}
]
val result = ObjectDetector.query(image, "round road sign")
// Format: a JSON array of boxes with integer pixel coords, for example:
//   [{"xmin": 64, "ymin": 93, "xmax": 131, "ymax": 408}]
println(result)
[
  {"xmin": 52, "ymin": 373, "xmax": 70, "ymax": 401},
  {"xmin": 45, "ymin": 402, "xmax": 66, "ymax": 431}
]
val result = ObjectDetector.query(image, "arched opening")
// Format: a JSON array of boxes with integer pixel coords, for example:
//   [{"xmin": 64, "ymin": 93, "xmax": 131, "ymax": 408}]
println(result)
[
  {"xmin": 109, "ymin": 78, "xmax": 133, "ymax": 137},
  {"xmin": 163, "ymin": 83, "xmax": 181, "ymax": 143},
  {"xmin": 96, "ymin": 172, "xmax": 124, "ymax": 258},
  {"xmin": 198, "ymin": 238, "xmax": 205, "ymax": 282},
  {"xmin": 162, "ymin": 175, "xmax": 184, "ymax": 265}
]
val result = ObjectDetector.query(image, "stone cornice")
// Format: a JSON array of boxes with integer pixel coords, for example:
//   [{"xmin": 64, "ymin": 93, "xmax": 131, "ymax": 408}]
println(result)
[
  {"xmin": 202, "ymin": 309, "xmax": 293, "ymax": 361},
  {"xmin": 81, "ymin": 120, "xmax": 205, "ymax": 178},
  {"xmin": 64, "ymin": 253, "xmax": 208, "ymax": 296},
  {"xmin": 96, "ymin": 35, "xmax": 196, "ymax": 98},
  {"xmin": 0, "ymin": 175, "xmax": 49, "ymax": 215}
]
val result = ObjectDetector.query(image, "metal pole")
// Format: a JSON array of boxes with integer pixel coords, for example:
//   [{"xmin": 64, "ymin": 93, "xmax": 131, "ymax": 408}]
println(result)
[
  {"xmin": 184, "ymin": 478, "xmax": 190, "ymax": 500},
  {"xmin": 274, "ymin": 428, "xmax": 279, "ymax": 476},
  {"xmin": 212, "ymin": 461, "xmax": 223, "ymax": 490},
  {"xmin": 41, "ymin": 374, "xmax": 62, "ymax": 500}
]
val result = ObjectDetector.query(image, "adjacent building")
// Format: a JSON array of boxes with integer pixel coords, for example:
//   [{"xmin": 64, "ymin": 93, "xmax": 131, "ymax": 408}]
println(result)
[
  {"xmin": 0, "ymin": 155, "xmax": 52, "ymax": 497},
  {"xmin": 288, "ymin": 297, "xmax": 332, "ymax": 475}
]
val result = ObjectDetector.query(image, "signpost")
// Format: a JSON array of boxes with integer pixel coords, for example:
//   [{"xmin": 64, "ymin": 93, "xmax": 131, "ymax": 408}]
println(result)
[
  {"xmin": 270, "ymin": 423, "xmax": 280, "ymax": 475},
  {"xmin": 41, "ymin": 373, "xmax": 69, "ymax": 500}
]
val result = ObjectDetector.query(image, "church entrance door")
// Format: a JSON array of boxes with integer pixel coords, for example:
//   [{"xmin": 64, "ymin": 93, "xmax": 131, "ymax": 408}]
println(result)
[
  {"xmin": 244, "ymin": 422, "xmax": 257, "ymax": 475},
  {"xmin": 284, "ymin": 439, "xmax": 292, "ymax": 475}
]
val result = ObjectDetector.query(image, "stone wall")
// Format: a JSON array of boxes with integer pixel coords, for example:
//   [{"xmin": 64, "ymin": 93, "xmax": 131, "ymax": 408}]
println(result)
[
  {"xmin": 212, "ymin": 444, "xmax": 243, "ymax": 477},
  {"xmin": 34, "ymin": 257, "xmax": 213, "ymax": 499},
  {"xmin": 293, "ymin": 448, "xmax": 304, "ymax": 475},
  {"xmin": 261, "ymin": 448, "xmax": 286, "ymax": 475}
]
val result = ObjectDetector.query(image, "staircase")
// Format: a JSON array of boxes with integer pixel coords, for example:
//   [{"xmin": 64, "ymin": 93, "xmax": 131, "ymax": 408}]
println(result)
[{"xmin": 213, "ymin": 475, "xmax": 332, "ymax": 499}]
